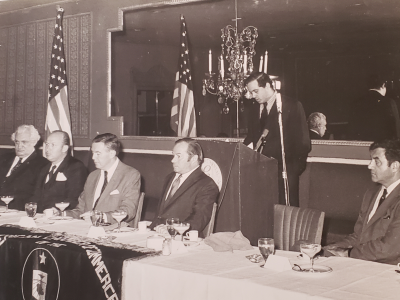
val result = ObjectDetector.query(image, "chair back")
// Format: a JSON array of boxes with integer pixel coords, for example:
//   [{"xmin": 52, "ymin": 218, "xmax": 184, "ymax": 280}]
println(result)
[
  {"xmin": 130, "ymin": 192, "xmax": 145, "ymax": 228},
  {"xmin": 273, "ymin": 204, "xmax": 325, "ymax": 251},
  {"xmin": 202, "ymin": 202, "xmax": 218, "ymax": 237}
]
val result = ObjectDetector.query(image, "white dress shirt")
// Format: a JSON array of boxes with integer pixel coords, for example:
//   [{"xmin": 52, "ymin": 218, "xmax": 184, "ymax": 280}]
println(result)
[{"xmin": 164, "ymin": 166, "xmax": 199, "ymax": 200}]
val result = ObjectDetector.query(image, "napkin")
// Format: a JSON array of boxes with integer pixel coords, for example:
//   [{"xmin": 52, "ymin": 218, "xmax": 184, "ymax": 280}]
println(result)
[
  {"xmin": 263, "ymin": 255, "xmax": 292, "ymax": 272},
  {"xmin": 204, "ymin": 231, "xmax": 253, "ymax": 252}
]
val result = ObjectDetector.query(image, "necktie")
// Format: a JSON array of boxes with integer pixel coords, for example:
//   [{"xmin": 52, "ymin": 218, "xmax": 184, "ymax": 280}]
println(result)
[
  {"xmin": 9, "ymin": 158, "xmax": 23, "ymax": 176},
  {"xmin": 378, "ymin": 189, "xmax": 387, "ymax": 207},
  {"xmin": 166, "ymin": 175, "xmax": 181, "ymax": 201},
  {"xmin": 93, "ymin": 171, "xmax": 108, "ymax": 210},
  {"xmin": 46, "ymin": 165, "xmax": 57, "ymax": 183},
  {"xmin": 259, "ymin": 103, "xmax": 268, "ymax": 130}
]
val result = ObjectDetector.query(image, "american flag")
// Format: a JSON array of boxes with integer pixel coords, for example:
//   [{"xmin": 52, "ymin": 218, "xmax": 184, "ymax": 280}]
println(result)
[
  {"xmin": 45, "ymin": 8, "xmax": 73, "ymax": 148},
  {"xmin": 170, "ymin": 15, "xmax": 197, "ymax": 137}
]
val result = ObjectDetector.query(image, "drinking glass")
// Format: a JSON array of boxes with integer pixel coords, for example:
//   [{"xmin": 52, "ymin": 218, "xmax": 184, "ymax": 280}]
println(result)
[
  {"xmin": 300, "ymin": 242, "xmax": 322, "ymax": 272},
  {"xmin": 166, "ymin": 218, "xmax": 180, "ymax": 239},
  {"xmin": 111, "ymin": 210, "xmax": 128, "ymax": 233},
  {"xmin": 90, "ymin": 210, "xmax": 103, "ymax": 227},
  {"xmin": 25, "ymin": 202, "xmax": 37, "ymax": 218},
  {"xmin": 258, "ymin": 238, "xmax": 275, "ymax": 268},
  {"xmin": 1, "ymin": 195, "xmax": 14, "ymax": 213},
  {"xmin": 172, "ymin": 222, "xmax": 190, "ymax": 241},
  {"xmin": 55, "ymin": 202, "xmax": 70, "ymax": 220}
]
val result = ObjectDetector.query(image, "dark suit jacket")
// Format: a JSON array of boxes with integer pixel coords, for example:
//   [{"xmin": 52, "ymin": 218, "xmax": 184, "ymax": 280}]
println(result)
[
  {"xmin": 0, "ymin": 151, "xmax": 48, "ymax": 211},
  {"xmin": 348, "ymin": 90, "xmax": 400, "ymax": 141},
  {"xmin": 333, "ymin": 184, "xmax": 400, "ymax": 265},
  {"xmin": 67, "ymin": 160, "xmax": 141, "ymax": 224},
  {"xmin": 30, "ymin": 155, "xmax": 88, "ymax": 213},
  {"xmin": 244, "ymin": 96, "xmax": 311, "ymax": 176},
  {"xmin": 150, "ymin": 167, "xmax": 219, "ymax": 235},
  {"xmin": 309, "ymin": 130, "xmax": 322, "ymax": 140}
]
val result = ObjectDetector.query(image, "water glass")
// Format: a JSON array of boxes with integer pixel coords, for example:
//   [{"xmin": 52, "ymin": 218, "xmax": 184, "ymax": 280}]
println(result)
[{"xmin": 25, "ymin": 202, "xmax": 37, "ymax": 218}]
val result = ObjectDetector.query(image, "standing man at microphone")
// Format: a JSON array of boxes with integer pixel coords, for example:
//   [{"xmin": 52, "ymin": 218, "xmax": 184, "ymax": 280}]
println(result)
[{"xmin": 244, "ymin": 72, "xmax": 310, "ymax": 206}]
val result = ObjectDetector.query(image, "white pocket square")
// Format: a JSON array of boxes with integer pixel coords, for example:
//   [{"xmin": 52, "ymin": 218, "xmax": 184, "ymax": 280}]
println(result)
[
  {"xmin": 56, "ymin": 172, "xmax": 67, "ymax": 181},
  {"xmin": 110, "ymin": 189, "xmax": 119, "ymax": 195}
]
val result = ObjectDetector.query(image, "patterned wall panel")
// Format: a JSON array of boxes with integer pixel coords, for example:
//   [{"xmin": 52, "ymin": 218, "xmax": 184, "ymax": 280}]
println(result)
[{"xmin": 0, "ymin": 13, "xmax": 91, "ymax": 139}]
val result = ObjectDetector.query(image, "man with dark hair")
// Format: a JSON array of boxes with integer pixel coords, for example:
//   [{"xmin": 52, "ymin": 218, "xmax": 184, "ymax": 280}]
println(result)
[
  {"xmin": 324, "ymin": 139, "xmax": 400, "ymax": 264},
  {"xmin": 30, "ymin": 130, "xmax": 88, "ymax": 213},
  {"xmin": 67, "ymin": 133, "xmax": 141, "ymax": 224},
  {"xmin": 308, "ymin": 112, "xmax": 327, "ymax": 139},
  {"xmin": 0, "ymin": 125, "xmax": 48, "ymax": 211},
  {"xmin": 244, "ymin": 72, "xmax": 310, "ymax": 206},
  {"xmin": 348, "ymin": 74, "xmax": 400, "ymax": 141},
  {"xmin": 150, "ymin": 138, "xmax": 219, "ymax": 235}
]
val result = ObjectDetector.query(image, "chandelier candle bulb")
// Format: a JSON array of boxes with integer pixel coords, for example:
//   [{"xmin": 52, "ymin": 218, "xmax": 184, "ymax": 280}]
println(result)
[
  {"xmin": 243, "ymin": 52, "xmax": 247, "ymax": 74},
  {"xmin": 209, "ymin": 49, "xmax": 212, "ymax": 74},
  {"xmin": 220, "ymin": 55, "xmax": 224, "ymax": 79},
  {"xmin": 264, "ymin": 51, "xmax": 268, "ymax": 74},
  {"xmin": 259, "ymin": 56, "xmax": 263, "ymax": 72}
]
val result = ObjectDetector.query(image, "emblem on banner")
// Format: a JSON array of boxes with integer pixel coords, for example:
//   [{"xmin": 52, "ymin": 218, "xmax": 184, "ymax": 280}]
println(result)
[{"xmin": 21, "ymin": 248, "xmax": 60, "ymax": 300}]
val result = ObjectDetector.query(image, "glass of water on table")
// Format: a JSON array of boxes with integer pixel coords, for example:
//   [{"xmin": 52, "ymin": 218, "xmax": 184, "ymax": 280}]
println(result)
[{"xmin": 258, "ymin": 238, "xmax": 275, "ymax": 268}]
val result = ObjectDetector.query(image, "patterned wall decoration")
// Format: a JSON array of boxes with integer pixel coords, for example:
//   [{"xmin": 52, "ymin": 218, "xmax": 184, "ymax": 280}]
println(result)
[{"xmin": 0, "ymin": 13, "xmax": 91, "ymax": 138}]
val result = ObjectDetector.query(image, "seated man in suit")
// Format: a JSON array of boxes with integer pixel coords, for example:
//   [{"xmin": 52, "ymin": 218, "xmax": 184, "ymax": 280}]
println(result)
[
  {"xmin": 307, "ymin": 112, "xmax": 327, "ymax": 140},
  {"xmin": 0, "ymin": 125, "xmax": 48, "ymax": 211},
  {"xmin": 324, "ymin": 139, "xmax": 400, "ymax": 265},
  {"xmin": 30, "ymin": 130, "xmax": 88, "ymax": 213},
  {"xmin": 150, "ymin": 138, "xmax": 219, "ymax": 236},
  {"xmin": 67, "ymin": 133, "xmax": 141, "ymax": 224}
]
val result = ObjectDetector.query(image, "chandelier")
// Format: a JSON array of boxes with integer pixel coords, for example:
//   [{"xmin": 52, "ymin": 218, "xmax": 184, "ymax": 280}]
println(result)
[{"xmin": 202, "ymin": 0, "xmax": 267, "ymax": 137}]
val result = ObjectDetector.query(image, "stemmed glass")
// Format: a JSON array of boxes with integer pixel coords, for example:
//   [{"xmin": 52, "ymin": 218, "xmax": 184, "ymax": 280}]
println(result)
[
  {"xmin": 1, "ymin": 195, "xmax": 14, "ymax": 213},
  {"xmin": 300, "ymin": 242, "xmax": 322, "ymax": 272},
  {"xmin": 258, "ymin": 238, "xmax": 275, "ymax": 268},
  {"xmin": 172, "ymin": 222, "xmax": 190, "ymax": 241},
  {"xmin": 55, "ymin": 202, "xmax": 70, "ymax": 220},
  {"xmin": 166, "ymin": 218, "xmax": 180, "ymax": 240},
  {"xmin": 111, "ymin": 210, "xmax": 128, "ymax": 233}
]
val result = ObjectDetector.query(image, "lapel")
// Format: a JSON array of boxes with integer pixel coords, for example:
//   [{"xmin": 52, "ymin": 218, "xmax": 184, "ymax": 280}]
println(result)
[
  {"xmin": 44, "ymin": 155, "xmax": 70, "ymax": 188},
  {"xmin": 364, "ymin": 184, "xmax": 400, "ymax": 229},
  {"xmin": 95, "ymin": 161, "xmax": 125, "ymax": 206},
  {"xmin": 161, "ymin": 167, "xmax": 203, "ymax": 212},
  {"xmin": 6, "ymin": 151, "xmax": 37, "ymax": 181}
]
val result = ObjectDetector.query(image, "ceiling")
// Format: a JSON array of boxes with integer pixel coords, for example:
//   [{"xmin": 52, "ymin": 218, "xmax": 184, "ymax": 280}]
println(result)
[{"xmin": 114, "ymin": 0, "xmax": 400, "ymax": 54}]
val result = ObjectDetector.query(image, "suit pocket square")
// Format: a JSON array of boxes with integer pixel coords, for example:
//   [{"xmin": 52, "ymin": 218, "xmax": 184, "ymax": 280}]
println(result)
[
  {"xmin": 110, "ymin": 190, "xmax": 119, "ymax": 195},
  {"xmin": 56, "ymin": 172, "xmax": 67, "ymax": 181}
]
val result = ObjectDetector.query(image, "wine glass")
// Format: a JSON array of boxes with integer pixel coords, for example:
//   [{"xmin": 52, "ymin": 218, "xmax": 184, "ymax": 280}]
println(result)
[
  {"xmin": 1, "ymin": 195, "xmax": 14, "ymax": 213},
  {"xmin": 166, "ymin": 218, "xmax": 180, "ymax": 239},
  {"xmin": 172, "ymin": 222, "xmax": 190, "ymax": 241},
  {"xmin": 258, "ymin": 238, "xmax": 275, "ymax": 268},
  {"xmin": 300, "ymin": 242, "xmax": 322, "ymax": 272},
  {"xmin": 111, "ymin": 210, "xmax": 128, "ymax": 233},
  {"xmin": 55, "ymin": 202, "xmax": 70, "ymax": 220},
  {"xmin": 25, "ymin": 202, "xmax": 37, "ymax": 218}
]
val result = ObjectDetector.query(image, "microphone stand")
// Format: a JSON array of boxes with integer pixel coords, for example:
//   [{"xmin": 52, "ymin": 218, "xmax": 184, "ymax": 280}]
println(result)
[{"xmin": 276, "ymin": 92, "xmax": 290, "ymax": 206}]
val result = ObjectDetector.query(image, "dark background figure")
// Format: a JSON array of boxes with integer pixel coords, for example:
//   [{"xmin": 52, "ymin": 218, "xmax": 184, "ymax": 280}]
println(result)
[
  {"xmin": 0, "ymin": 125, "xmax": 48, "ymax": 211},
  {"xmin": 348, "ymin": 74, "xmax": 400, "ymax": 141},
  {"xmin": 30, "ymin": 131, "xmax": 88, "ymax": 213},
  {"xmin": 243, "ymin": 72, "xmax": 311, "ymax": 207},
  {"xmin": 308, "ymin": 112, "xmax": 327, "ymax": 140}
]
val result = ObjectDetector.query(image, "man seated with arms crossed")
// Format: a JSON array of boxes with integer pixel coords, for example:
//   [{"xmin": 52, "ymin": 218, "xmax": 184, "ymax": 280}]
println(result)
[
  {"xmin": 150, "ymin": 138, "xmax": 219, "ymax": 237},
  {"xmin": 30, "ymin": 130, "xmax": 88, "ymax": 214},
  {"xmin": 324, "ymin": 139, "xmax": 400, "ymax": 264},
  {"xmin": 67, "ymin": 133, "xmax": 141, "ymax": 224},
  {"xmin": 0, "ymin": 125, "xmax": 48, "ymax": 210}
]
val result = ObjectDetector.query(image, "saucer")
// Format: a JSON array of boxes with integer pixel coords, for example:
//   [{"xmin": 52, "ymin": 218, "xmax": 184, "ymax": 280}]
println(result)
[
  {"xmin": 292, "ymin": 264, "xmax": 332, "ymax": 273},
  {"xmin": 183, "ymin": 237, "xmax": 203, "ymax": 246},
  {"xmin": 49, "ymin": 216, "xmax": 73, "ymax": 221},
  {"xmin": 0, "ymin": 208, "xmax": 19, "ymax": 213}
]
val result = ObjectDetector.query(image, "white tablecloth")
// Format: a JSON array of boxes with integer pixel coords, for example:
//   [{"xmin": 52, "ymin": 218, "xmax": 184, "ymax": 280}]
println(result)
[{"xmin": 1, "ymin": 211, "xmax": 400, "ymax": 300}]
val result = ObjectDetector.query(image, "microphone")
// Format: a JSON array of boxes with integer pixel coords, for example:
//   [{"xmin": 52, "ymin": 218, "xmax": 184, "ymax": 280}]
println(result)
[
  {"xmin": 256, "ymin": 129, "xmax": 269, "ymax": 152},
  {"xmin": 276, "ymin": 93, "xmax": 282, "ymax": 113}
]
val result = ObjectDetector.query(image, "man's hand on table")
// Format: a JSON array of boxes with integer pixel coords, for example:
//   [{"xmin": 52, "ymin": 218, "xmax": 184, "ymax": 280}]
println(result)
[
  {"xmin": 154, "ymin": 224, "xmax": 169, "ymax": 235},
  {"xmin": 323, "ymin": 245, "xmax": 350, "ymax": 257}
]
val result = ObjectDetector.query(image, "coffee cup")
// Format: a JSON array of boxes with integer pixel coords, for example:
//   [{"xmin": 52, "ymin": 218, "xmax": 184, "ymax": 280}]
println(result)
[
  {"xmin": 397, "ymin": 262, "xmax": 400, "ymax": 270},
  {"xmin": 44, "ymin": 209, "xmax": 54, "ymax": 218},
  {"xmin": 185, "ymin": 230, "xmax": 198, "ymax": 242},
  {"xmin": 138, "ymin": 221, "xmax": 147, "ymax": 232}
]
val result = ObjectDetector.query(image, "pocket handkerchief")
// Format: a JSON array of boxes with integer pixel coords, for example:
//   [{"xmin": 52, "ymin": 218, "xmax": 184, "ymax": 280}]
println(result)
[
  {"xmin": 110, "ymin": 189, "xmax": 119, "ymax": 195},
  {"xmin": 56, "ymin": 172, "xmax": 67, "ymax": 181}
]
